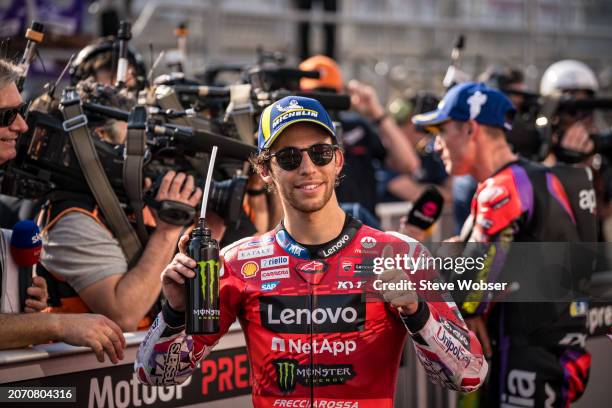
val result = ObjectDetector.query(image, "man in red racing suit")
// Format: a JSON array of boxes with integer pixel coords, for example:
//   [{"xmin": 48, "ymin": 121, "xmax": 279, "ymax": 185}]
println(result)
[{"xmin": 135, "ymin": 95, "xmax": 487, "ymax": 407}]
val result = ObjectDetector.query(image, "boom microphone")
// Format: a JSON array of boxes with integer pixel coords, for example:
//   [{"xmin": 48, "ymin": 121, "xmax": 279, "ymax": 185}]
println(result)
[
  {"xmin": 115, "ymin": 21, "xmax": 132, "ymax": 87},
  {"xmin": 17, "ymin": 21, "xmax": 45, "ymax": 92},
  {"xmin": 407, "ymin": 186, "xmax": 445, "ymax": 230}
]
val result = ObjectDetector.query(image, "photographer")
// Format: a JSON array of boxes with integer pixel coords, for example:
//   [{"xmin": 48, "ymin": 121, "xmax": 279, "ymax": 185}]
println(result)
[
  {"xmin": 0, "ymin": 58, "xmax": 126, "ymax": 363},
  {"xmin": 39, "ymin": 168, "xmax": 202, "ymax": 331},
  {"xmin": 540, "ymin": 59, "xmax": 599, "ymax": 166},
  {"xmin": 70, "ymin": 36, "xmax": 146, "ymax": 90},
  {"xmin": 36, "ymin": 75, "xmax": 204, "ymax": 332}
]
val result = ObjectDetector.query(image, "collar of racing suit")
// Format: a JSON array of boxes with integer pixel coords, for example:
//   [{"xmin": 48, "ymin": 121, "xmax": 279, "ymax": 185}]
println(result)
[{"xmin": 274, "ymin": 212, "xmax": 363, "ymax": 260}]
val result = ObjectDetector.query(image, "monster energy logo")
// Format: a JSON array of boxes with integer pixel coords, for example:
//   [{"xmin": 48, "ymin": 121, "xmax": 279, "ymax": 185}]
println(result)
[
  {"xmin": 197, "ymin": 260, "xmax": 220, "ymax": 301},
  {"xmin": 273, "ymin": 359, "xmax": 356, "ymax": 393},
  {"xmin": 275, "ymin": 359, "xmax": 297, "ymax": 393}
]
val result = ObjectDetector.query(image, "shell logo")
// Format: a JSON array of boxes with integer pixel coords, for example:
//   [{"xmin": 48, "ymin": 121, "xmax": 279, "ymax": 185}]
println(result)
[{"xmin": 241, "ymin": 261, "xmax": 259, "ymax": 278}]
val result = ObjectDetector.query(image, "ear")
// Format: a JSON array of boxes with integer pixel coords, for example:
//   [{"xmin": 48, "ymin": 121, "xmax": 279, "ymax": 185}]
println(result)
[
  {"xmin": 94, "ymin": 126, "xmax": 106, "ymax": 138},
  {"xmin": 260, "ymin": 162, "xmax": 273, "ymax": 185},
  {"xmin": 334, "ymin": 147, "xmax": 345, "ymax": 177},
  {"xmin": 467, "ymin": 120, "xmax": 480, "ymax": 140}
]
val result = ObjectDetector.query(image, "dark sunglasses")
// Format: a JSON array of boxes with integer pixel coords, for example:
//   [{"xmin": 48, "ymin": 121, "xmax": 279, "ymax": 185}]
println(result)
[
  {"xmin": 0, "ymin": 103, "xmax": 27, "ymax": 127},
  {"xmin": 270, "ymin": 143, "xmax": 338, "ymax": 171}
]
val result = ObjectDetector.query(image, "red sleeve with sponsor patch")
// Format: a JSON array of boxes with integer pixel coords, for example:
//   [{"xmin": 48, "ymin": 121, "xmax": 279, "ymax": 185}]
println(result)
[{"xmin": 470, "ymin": 167, "xmax": 524, "ymax": 241}]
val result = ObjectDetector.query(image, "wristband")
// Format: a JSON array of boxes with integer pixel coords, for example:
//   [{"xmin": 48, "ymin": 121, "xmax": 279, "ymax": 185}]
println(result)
[
  {"xmin": 372, "ymin": 113, "xmax": 388, "ymax": 127},
  {"xmin": 400, "ymin": 302, "xmax": 430, "ymax": 333}
]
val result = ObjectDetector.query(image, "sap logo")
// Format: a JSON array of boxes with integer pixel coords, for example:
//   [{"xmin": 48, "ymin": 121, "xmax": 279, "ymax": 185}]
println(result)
[
  {"xmin": 337, "ymin": 281, "xmax": 364, "ymax": 290},
  {"xmin": 579, "ymin": 188, "xmax": 596, "ymax": 214},
  {"xmin": 262, "ymin": 281, "xmax": 280, "ymax": 291},
  {"xmin": 360, "ymin": 236, "xmax": 377, "ymax": 249},
  {"xmin": 271, "ymin": 337, "xmax": 357, "ymax": 356}
]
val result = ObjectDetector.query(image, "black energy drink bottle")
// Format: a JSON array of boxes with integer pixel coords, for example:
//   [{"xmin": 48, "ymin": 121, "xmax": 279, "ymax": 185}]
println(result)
[{"xmin": 185, "ymin": 219, "xmax": 220, "ymax": 334}]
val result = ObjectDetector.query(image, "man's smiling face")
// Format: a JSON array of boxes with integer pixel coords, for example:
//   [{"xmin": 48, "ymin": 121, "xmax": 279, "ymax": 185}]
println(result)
[
  {"xmin": 0, "ymin": 82, "xmax": 28, "ymax": 164},
  {"xmin": 265, "ymin": 122, "xmax": 343, "ymax": 214}
]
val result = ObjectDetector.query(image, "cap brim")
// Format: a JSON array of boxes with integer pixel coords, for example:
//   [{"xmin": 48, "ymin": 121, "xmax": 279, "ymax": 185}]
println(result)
[
  {"xmin": 263, "ymin": 118, "xmax": 336, "ymax": 150},
  {"xmin": 411, "ymin": 109, "xmax": 450, "ymax": 127}
]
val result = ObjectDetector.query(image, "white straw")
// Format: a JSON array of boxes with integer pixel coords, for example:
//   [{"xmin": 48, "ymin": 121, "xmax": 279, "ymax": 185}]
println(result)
[{"xmin": 200, "ymin": 146, "xmax": 218, "ymax": 219}]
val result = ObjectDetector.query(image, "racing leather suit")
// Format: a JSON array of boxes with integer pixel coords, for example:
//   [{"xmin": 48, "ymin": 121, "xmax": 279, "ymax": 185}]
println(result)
[
  {"xmin": 135, "ymin": 214, "xmax": 487, "ymax": 407},
  {"xmin": 455, "ymin": 159, "xmax": 593, "ymax": 408}
]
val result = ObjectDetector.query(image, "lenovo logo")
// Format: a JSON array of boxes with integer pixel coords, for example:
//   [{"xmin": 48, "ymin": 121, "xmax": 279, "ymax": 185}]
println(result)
[{"xmin": 260, "ymin": 294, "xmax": 365, "ymax": 333}]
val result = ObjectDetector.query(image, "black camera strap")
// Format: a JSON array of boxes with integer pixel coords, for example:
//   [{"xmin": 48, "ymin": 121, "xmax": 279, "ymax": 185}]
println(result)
[
  {"xmin": 124, "ymin": 106, "xmax": 149, "ymax": 244},
  {"xmin": 59, "ymin": 90, "xmax": 143, "ymax": 266}
]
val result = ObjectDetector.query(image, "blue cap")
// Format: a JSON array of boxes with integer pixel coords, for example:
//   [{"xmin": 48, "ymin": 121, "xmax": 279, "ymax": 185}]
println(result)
[
  {"xmin": 412, "ymin": 82, "xmax": 515, "ymax": 131},
  {"xmin": 257, "ymin": 96, "xmax": 336, "ymax": 152}
]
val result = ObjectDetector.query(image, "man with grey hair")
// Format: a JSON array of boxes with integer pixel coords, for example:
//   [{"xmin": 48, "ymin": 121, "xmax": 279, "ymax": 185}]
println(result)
[
  {"xmin": 0, "ymin": 58, "xmax": 127, "ymax": 364},
  {"xmin": 0, "ymin": 59, "xmax": 28, "ymax": 164}
]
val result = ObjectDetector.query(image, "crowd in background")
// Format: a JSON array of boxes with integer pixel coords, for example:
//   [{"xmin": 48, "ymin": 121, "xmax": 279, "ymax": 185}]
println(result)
[{"xmin": 0, "ymin": 13, "xmax": 610, "ymax": 405}]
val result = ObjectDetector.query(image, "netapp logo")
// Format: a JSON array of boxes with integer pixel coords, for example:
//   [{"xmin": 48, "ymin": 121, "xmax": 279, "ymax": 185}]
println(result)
[
  {"xmin": 271, "ymin": 337, "xmax": 357, "ymax": 356},
  {"xmin": 260, "ymin": 294, "xmax": 365, "ymax": 333}
]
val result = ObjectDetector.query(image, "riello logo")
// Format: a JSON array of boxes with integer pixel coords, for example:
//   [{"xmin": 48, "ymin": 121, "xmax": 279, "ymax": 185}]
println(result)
[{"xmin": 197, "ymin": 260, "xmax": 219, "ymax": 301}]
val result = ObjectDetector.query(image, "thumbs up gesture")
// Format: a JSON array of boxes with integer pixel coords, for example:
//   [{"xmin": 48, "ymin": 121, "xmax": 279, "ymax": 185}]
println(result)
[{"xmin": 377, "ymin": 244, "xmax": 419, "ymax": 316}]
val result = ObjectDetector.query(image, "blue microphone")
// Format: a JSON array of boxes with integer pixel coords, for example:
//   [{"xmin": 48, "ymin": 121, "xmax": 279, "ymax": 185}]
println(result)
[{"xmin": 10, "ymin": 220, "xmax": 42, "ymax": 311}]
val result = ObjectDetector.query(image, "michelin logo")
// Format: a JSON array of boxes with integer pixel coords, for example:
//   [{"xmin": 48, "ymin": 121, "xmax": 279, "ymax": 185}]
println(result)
[{"xmin": 272, "ymin": 110, "xmax": 319, "ymax": 128}]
